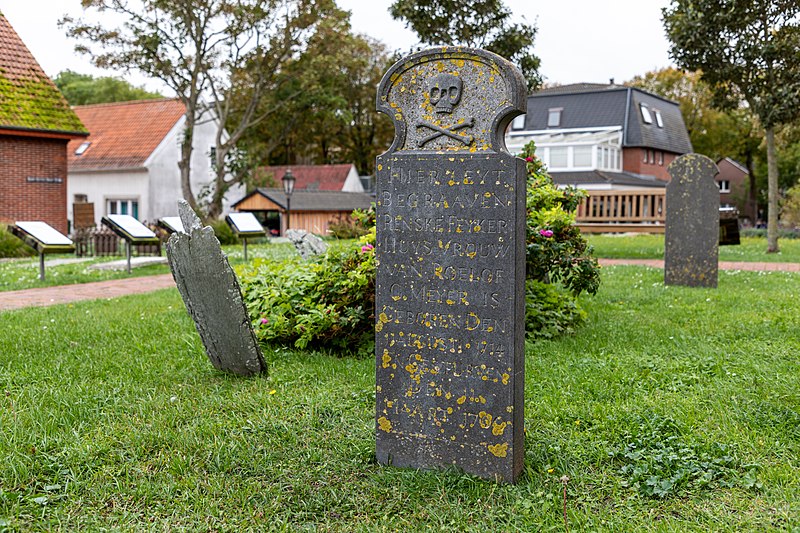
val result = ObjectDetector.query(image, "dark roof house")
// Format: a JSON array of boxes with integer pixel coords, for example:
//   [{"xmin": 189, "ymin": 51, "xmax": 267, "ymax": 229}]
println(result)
[
  {"xmin": 505, "ymin": 83, "xmax": 693, "ymax": 189},
  {"xmin": 0, "ymin": 12, "xmax": 87, "ymax": 233}
]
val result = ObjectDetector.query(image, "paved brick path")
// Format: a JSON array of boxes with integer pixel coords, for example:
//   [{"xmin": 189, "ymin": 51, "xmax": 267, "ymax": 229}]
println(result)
[
  {"xmin": 1, "ymin": 260, "xmax": 798, "ymax": 312},
  {"xmin": 599, "ymin": 259, "xmax": 800, "ymax": 272},
  {"xmin": 0, "ymin": 274, "xmax": 175, "ymax": 312}
]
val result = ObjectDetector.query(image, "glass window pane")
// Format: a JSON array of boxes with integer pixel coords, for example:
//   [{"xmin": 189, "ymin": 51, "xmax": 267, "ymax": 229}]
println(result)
[
  {"xmin": 573, "ymin": 146, "xmax": 592, "ymax": 167},
  {"xmin": 547, "ymin": 108, "xmax": 561, "ymax": 127},
  {"xmin": 512, "ymin": 114, "xmax": 526, "ymax": 130},
  {"xmin": 121, "ymin": 202, "xmax": 128, "ymax": 215},
  {"xmin": 640, "ymin": 104, "xmax": 653, "ymax": 124},
  {"xmin": 549, "ymin": 147, "xmax": 567, "ymax": 168},
  {"xmin": 132, "ymin": 201, "xmax": 139, "ymax": 220}
]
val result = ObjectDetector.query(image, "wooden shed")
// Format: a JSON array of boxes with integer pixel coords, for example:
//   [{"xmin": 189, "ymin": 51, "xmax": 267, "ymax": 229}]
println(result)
[{"xmin": 232, "ymin": 189, "xmax": 374, "ymax": 236}]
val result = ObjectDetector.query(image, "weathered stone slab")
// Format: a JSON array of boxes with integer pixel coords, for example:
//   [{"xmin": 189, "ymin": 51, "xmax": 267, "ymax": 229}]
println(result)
[
  {"xmin": 285, "ymin": 229, "xmax": 328, "ymax": 260},
  {"xmin": 665, "ymin": 154, "xmax": 720, "ymax": 288},
  {"xmin": 165, "ymin": 201, "xmax": 266, "ymax": 376},
  {"xmin": 374, "ymin": 47, "xmax": 527, "ymax": 483}
]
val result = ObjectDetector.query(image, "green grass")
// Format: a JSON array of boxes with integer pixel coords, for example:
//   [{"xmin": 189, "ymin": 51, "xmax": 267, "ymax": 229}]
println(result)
[
  {"xmin": 0, "ymin": 242, "xmax": 299, "ymax": 292},
  {"xmin": 1, "ymin": 266, "xmax": 798, "ymax": 530},
  {"xmin": 587, "ymin": 234, "xmax": 800, "ymax": 263}
]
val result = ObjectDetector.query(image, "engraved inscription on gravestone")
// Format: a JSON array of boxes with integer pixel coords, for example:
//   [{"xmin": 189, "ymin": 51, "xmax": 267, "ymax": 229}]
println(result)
[
  {"xmin": 665, "ymin": 154, "xmax": 720, "ymax": 288},
  {"xmin": 375, "ymin": 47, "xmax": 527, "ymax": 483}
]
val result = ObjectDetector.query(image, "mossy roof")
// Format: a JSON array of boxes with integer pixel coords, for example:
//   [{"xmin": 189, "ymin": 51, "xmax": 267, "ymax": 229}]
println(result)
[{"xmin": 0, "ymin": 14, "xmax": 87, "ymax": 136}]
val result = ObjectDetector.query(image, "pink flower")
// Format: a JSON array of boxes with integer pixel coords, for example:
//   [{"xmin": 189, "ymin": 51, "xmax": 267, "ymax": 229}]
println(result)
[
  {"xmin": 361, "ymin": 243, "xmax": 374, "ymax": 253},
  {"xmin": 539, "ymin": 229, "xmax": 554, "ymax": 238},
  {"xmin": 525, "ymin": 156, "xmax": 534, "ymax": 162},
  {"xmin": 260, "ymin": 318, "xmax": 268, "ymax": 324}
]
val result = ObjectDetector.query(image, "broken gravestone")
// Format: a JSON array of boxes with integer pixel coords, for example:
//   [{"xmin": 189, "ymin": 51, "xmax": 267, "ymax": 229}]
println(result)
[
  {"xmin": 285, "ymin": 228, "xmax": 328, "ymax": 260},
  {"xmin": 374, "ymin": 47, "xmax": 528, "ymax": 483},
  {"xmin": 165, "ymin": 200, "xmax": 266, "ymax": 376},
  {"xmin": 665, "ymin": 153, "xmax": 720, "ymax": 288}
]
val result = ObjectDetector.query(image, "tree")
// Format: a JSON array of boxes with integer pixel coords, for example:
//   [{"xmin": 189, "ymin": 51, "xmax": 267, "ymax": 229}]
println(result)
[
  {"xmin": 236, "ymin": 27, "xmax": 395, "ymax": 175},
  {"xmin": 54, "ymin": 70, "xmax": 162, "ymax": 105},
  {"xmin": 627, "ymin": 68, "xmax": 762, "ymax": 221},
  {"xmin": 663, "ymin": 0, "xmax": 800, "ymax": 252},
  {"xmin": 389, "ymin": 0, "xmax": 542, "ymax": 91},
  {"xmin": 63, "ymin": 0, "xmax": 344, "ymax": 220}
]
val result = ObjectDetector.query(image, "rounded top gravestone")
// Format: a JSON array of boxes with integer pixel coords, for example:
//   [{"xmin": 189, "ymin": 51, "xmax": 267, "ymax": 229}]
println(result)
[
  {"xmin": 665, "ymin": 153, "xmax": 720, "ymax": 288},
  {"xmin": 377, "ymin": 47, "xmax": 527, "ymax": 154},
  {"xmin": 374, "ymin": 47, "xmax": 528, "ymax": 484}
]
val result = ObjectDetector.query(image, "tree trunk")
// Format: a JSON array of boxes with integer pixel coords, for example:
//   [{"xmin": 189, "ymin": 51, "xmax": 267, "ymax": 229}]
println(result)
[
  {"xmin": 766, "ymin": 126, "xmax": 780, "ymax": 253},
  {"xmin": 178, "ymin": 111, "xmax": 199, "ymax": 214}
]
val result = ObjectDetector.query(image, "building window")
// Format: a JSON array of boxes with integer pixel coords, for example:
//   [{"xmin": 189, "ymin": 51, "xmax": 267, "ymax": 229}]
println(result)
[
  {"xmin": 640, "ymin": 104, "xmax": 653, "ymax": 124},
  {"xmin": 547, "ymin": 108, "xmax": 562, "ymax": 127},
  {"xmin": 74, "ymin": 194, "xmax": 88, "ymax": 203},
  {"xmin": 511, "ymin": 114, "xmax": 526, "ymax": 130},
  {"xmin": 642, "ymin": 149, "xmax": 648, "ymax": 163},
  {"xmin": 74, "ymin": 141, "xmax": 91, "ymax": 156},
  {"xmin": 107, "ymin": 199, "xmax": 139, "ymax": 219},
  {"xmin": 718, "ymin": 180, "xmax": 731, "ymax": 193},
  {"xmin": 648, "ymin": 149, "xmax": 655, "ymax": 164},
  {"xmin": 573, "ymin": 145, "xmax": 592, "ymax": 167},
  {"xmin": 549, "ymin": 146, "xmax": 568, "ymax": 168},
  {"xmin": 654, "ymin": 110, "xmax": 664, "ymax": 128},
  {"xmin": 658, "ymin": 151, "xmax": 664, "ymax": 165}
]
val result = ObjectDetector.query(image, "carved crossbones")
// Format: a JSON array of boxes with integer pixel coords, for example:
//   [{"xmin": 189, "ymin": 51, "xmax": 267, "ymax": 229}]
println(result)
[{"xmin": 416, "ymin": 117, "xmax": 475, "ymax": 147}]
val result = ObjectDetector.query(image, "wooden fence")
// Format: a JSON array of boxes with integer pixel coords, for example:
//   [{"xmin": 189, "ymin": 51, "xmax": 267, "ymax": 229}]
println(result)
[{"xmin": 575, "ymin": 189, "xmax": 666, "ymax": 233}]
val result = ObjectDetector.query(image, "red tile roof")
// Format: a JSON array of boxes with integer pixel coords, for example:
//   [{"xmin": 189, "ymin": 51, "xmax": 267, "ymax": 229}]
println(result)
[
  {"xmin": 257, "ymin": 164, "xmax": 355, "ymax": 191},
  {"xmin": 67, "ymin": 99, "xmax": 185, "ymax": 171},
  {"xmin": 0, "ymin": 14, "xmax": 87, "ymax": 136}
]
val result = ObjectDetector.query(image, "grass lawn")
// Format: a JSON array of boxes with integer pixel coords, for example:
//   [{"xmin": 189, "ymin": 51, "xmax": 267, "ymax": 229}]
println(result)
[
  {"xmin": 587, "ymin": 234, "xmax": 800, "ymax": 263},
  {"xmin": 1, "ymin": 266, "xmax": 798, "ymax": 530},
  {"xmin": 0, "ymin": 241, "xmax": 299, "ymax": 292}
]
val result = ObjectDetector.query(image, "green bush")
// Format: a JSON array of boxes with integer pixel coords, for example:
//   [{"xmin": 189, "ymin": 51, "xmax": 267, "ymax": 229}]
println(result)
[
  {"xmin": 238, "ymin": 230, "xmax": 375, "ymax": 355},
  {"xmin": 328, "ymin": 212, "xmax": 371, "ymax": 239},
  {"xmin": 209, "ymin": 218, "xmax": 240, "ymax": 245},
  {"xmin": 0, "ymin": 225, "xmax": 35, "ymax": 258},
  {"xmin": 740, "ymin": 227, "xmax": 800, "ymax": 239}
]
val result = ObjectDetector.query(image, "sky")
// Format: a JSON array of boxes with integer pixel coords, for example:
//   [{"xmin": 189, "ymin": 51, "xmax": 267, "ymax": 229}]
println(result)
[{"xmin": 1, "ymin": 0, "xmax": 675, "ymax": 94}]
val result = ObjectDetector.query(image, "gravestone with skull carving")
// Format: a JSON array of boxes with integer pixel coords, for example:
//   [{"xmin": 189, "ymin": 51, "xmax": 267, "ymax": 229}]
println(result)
[{"xmin": 374, "ymin": 47, "xmax": 528, "ymax": 483}]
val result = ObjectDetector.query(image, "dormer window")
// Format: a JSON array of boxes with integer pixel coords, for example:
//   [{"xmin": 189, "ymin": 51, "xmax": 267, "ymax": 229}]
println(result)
[
  {"xmin": 511, "ymin": 114, "xmax": 526, "ymax": 130},
  {"xmin": 654, "ymin": 110, "xmax": 664, "ymax": 128},
  {"xmin": 547, "ymin": 108, "xmax": 562, "ymax": 127},
  {"xmin": 640, "ymin": 104, "xmax": 653, "ymax": 124},
  {"xmin": 74, "ymin": 141, "xmax": 91, "ymax": 156}
]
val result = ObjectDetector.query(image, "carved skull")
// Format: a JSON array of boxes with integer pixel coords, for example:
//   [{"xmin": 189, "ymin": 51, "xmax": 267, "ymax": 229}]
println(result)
[{"xmin": 428, "ymin": 73, "xmax": 463, "ymax": 114}]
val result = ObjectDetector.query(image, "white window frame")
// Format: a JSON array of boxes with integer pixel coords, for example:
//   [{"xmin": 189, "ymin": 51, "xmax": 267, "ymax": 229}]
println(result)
[
  {"xmin": 654, "ymin": 110, "xmax": 664, "ymax": 128},
  {"xmin": 511, "ymin": 114, "xmax": 526, "ymax": 130},
  {"xmin": 106, "ymin": 198, "xmax": 140, "ymax": 219},
  {"xmin": 547, "ymin": 108, "xmax": 563, "ymax": 127},
  {"xmin": 718, "ymin": 180, "xmax": 731, "ymax": 193},
  {"xmin": 640, "ymin": 104, "xmax": 653, "ymax": 124}
]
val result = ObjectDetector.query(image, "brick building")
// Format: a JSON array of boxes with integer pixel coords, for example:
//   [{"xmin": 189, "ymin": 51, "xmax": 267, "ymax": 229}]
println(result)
[
  {"xmin": 505, "ymin": 83, "xmax": 692, "ymax": 190},
  {"xmin": 0, "ymin": 13, "xmax": 87, "ymax": 233}
]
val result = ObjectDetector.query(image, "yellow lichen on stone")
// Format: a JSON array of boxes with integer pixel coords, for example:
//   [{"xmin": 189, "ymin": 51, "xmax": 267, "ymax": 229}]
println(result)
[
  {"xmin": 378, "ymin": 416, "xmax": 392, "ymax": 433},
  {"xmin": 492, "ymin": 421, "xmax": 507, "ymax": 436},
  {"xmin": 487, "ymin": 442, "xmax": 508, "ymax": 458}
]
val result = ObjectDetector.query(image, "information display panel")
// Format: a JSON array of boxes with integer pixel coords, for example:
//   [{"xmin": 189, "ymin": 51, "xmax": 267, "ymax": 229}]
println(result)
[
  {"xmin": 159, "ymin": 217, "xmax": 185, "ymax": 234},
  {"xmin": 225, "ymin": 212, "xmax": 266, "ymax": 236},
  {"xmin": 102, "ymin": 215, "xmax": 159, "ymax": 244}
]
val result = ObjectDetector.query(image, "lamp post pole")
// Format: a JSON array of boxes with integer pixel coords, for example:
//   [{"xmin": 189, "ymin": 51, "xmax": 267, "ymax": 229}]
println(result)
[{"xmin": 281, "ymin": 168, "xmax": 296, "ymax": 235}]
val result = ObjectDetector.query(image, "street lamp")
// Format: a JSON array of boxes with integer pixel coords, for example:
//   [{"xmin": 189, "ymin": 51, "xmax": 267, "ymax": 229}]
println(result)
[{"xmin": 281, "ymin": 168, "xmax": 296, "ymax": 234}]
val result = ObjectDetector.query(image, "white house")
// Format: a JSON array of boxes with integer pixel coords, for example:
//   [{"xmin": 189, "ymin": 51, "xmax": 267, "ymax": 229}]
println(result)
[{"xmin": 66, "ymin": 98, "xmax": 241, "ymax": 227}]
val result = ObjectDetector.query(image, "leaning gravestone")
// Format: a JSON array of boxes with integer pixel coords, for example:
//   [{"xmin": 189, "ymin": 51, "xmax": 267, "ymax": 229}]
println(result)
[
  {"xmin": 374, "ymin": 47, "xmax": 527, "ymax": 483},
  {"xmin": 165, "ymin": 200, "xmax": 266, "ymax": 376},
  {"xmin": 285, "ymin": 228, "xmax": 328, "ymax": 260},
  {"xmin": 665, "ymin": 154, "xmax": 720, "ymax": 288}
]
